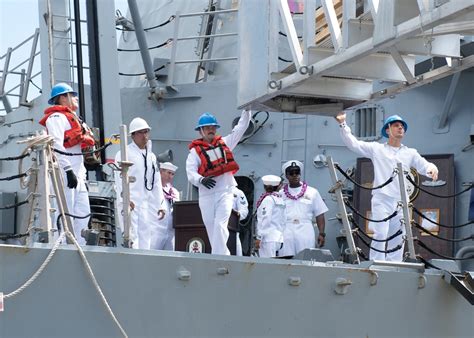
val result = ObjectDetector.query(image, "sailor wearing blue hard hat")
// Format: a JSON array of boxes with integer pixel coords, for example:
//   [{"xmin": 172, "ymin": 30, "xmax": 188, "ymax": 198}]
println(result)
[
  {"xmin": 186, "ymin": 110, "xmax": 252, "ymax": 255},
  {"xmin": 39, "ymin": 83, "xmax": 94, "ymax": 245},
  {"xmin": 335, "ymin": 111, "xmax": 439, "ymax": 262},
  {"xmin": 47, "ymin": 82, "xmax": 78, "ymax": 105}
]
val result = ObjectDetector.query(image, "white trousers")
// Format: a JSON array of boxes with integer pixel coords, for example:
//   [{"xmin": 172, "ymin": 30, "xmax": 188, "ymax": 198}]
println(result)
[
  {"xmin": 278, "ymin": 221, "xmax": 315, "ymax": 257},
  {"xmin": 129, "ymin": 205, "xmax": 155, "ymax": 250},
  {"xmin": 369, "ymin": 197, "xmax": 405, "ymax": 262},
  {"xmin": 198, "ymin": 189, "xmax": 234, "ymax": 255},
  {"xmin": 259, "ymin": 241, "xmax": 283, "ymax": 258},
  {"xmin": 150, "ymin": 229, "xmax": 175, "ymax": 251},
  {"xmin": 236, "ymin": 235, "xmax": 242, "ymax": 256},
  {"xmin": 63, "ymin": 178, "xmax": 90, "ymax": 245}
]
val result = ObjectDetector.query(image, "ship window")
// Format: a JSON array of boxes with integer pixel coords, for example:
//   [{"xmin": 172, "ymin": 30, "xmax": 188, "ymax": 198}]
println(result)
[{"xmin": 353, "ymin": 105, "xmax": 384, "ymax": 140}]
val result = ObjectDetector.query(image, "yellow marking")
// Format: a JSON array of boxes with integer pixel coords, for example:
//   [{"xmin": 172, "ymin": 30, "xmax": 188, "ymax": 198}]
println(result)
[{"xmin": 105, "ymin": 137, "xmax": 121, "ymax": 144}]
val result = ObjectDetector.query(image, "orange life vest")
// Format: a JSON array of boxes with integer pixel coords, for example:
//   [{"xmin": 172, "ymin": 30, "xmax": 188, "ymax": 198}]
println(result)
[
  {"xmin": 39, "ymin": 105, "xmax": 95, "ymax": 149},
  {"xmin": 189, "ymin": 136, "xmax": 239, "ymax": 177}
]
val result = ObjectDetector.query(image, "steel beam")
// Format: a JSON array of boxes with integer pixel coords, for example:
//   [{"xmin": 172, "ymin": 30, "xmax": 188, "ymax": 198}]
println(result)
[{"xmin": 277, "ymin": 0, "xmax": 303, "ymax": 69}]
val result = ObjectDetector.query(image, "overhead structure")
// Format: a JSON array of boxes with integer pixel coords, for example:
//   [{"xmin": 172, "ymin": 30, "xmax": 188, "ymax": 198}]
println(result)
[{"xmin": 238, "ymin": 0, "xmax": 474, "ymax": 113}]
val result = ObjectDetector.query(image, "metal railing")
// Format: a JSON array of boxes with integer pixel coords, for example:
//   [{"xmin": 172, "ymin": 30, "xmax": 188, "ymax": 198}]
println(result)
[
  {"xmin": 0, "ymin": 29, "xmax": 41, "ymax": 113},
  {"xmin": 168, "ymin": 8, "xmax": 238, "ymax": 85}
]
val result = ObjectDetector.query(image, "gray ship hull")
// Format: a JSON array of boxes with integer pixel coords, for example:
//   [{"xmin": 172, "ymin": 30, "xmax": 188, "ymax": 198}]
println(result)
[{"xmin": 1, "ymin": 244, "xmax": 472, "ymax": 337}]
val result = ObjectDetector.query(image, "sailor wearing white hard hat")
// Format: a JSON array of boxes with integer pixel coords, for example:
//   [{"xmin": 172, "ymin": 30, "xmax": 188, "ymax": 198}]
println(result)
[
  {"xmin": 255, "ymin": 174, "xmax": 286, "ymax": 258},
  {"xmin": 335, "ymin": 111, "xmax": 439, "ymax": 261},
  {"xmin": 114, "ymin": 117, "xmax": 165, "ymax": 249},
  {"xmin": 278, "ymin": 160, "xmax": 328, "ymax": 257},
  {"xmin": 150, "ymin": 162, "xmax": 180, "ymax": 251}
]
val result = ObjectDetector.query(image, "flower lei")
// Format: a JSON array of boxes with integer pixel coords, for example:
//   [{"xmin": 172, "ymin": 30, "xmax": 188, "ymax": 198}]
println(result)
[
  {"xmin": 283, "ymin": 182, "xmax": 307, "ymax": 200},
  {"xmin": 256, "ymin": 192, "xmax": 280, "ymax": 209},
  {"xmin": 163, "ymin": 187, "xmax": 176, "ymax": 201}
]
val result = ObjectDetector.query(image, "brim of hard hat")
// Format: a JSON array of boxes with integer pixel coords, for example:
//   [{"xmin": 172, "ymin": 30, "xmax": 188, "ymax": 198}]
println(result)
[
  {"xmin": 129, "ymin": 127, "xmax": 151, "ymax": 135},
  {"xmin": 48, "ymin": 91, "xmax": 78, "ymax": 105},
  {"xmin": 381, "ymin": 121, "xmax": 408, "ymax": 138},
  {"xmin": 195, "ymin": 123, "xmax": 221, "ymax": 131}
]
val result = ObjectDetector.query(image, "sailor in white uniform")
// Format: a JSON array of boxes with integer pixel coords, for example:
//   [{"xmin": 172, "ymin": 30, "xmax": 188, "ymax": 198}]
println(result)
[
  {"xmin": 278, "ymin": 161, "xmax": 328, "ymax": 257},
  {"xmin": 255, "ymin": 175, "xmax": 286, "ymax": 258},
  {"xmin": 186, "ymin": 110, "xmax": 251, "ymax": 255},
  {"xmin": 151, "ymin": 162, "xmax": 180, "ymax": 251},
  {"xmin": 335, "ymin": 112, "xmax": 439, "ymax": 261},
  {"xmin": 114, "ymin": 117, "xmax": 165, "ymax": 249},
  {"xmin": 231, "ymin": 186, "xmax": 249, "ymax": 256}
]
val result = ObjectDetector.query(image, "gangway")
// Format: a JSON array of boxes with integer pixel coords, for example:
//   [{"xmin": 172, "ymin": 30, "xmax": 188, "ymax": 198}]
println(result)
[{"xmin": 238, "ymin": 0, "xmax": 474, "ymax": 112}]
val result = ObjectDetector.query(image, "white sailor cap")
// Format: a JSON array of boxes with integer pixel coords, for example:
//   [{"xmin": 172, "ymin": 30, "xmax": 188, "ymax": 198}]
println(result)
[
  {"xmin": 262, "ymin": 175, "xmax": 282, "ymax": 186},
  {"xmin": 282, "ymin": 160, "xmax": 303, "ymax": 174},
  {"xmin": 160, "ymin": 162, "xmax": 178, "ymax": 172}
]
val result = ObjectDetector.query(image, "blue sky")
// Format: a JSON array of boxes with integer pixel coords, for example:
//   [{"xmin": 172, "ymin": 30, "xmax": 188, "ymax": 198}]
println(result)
[{"xmin": 0, "ymin": 0, "xmax": 127, "ymax": 112}]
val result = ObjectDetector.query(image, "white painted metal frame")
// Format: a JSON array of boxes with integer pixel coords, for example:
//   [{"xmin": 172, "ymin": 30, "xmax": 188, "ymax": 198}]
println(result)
[{"xmin": 239, "ymin": 0, "xmax": 474, "ymax": 110}]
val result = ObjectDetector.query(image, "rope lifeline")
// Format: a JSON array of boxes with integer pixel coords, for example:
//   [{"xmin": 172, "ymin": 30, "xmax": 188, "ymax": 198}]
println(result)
[
  {"xmin": 413, "ymin": 221, "xmax": 474, "ymax": 242},
  {"xmin": 406, "ymin": 175, "xmax": 473, "ymax": 198},
  {"xmin": 415, "ymin": 239, "xmax": 474, "ymax": 261},
  {"xmin": 335, "ymin": 163, "xmax": 397, "ymax": 190}
]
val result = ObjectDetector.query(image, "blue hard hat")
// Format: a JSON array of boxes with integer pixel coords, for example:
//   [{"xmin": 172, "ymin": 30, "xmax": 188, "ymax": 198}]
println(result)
[
  {"xmin": 48, "ymin": 83, "xmax": 77, "ymax": 104},
  {"xmin": 381, "ymin": 115, "xmax": 408, "ymax": 138},
  {"xmin": 195, "ymin": 112, "xmax": 220, "ymax": 131}
]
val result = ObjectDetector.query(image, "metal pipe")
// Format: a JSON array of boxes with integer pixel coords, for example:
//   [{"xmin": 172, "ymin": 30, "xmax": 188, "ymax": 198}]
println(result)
[
  {"xmin": 177, "ymin": 32, "xmax": 237, "ymax": 41},
  {"xmin": 397, "ymin": 163, "xmax": 416, "ymax": 260},
  {"xmin": 73, "ymin": 0, "xmax": 86, "ymax": 121},
  {"xmin": 86, "ymin": 0, "xmax": 106, "ymax": 176},
  {"xmin": 179, "ymin": 8, "xmax": 238, "ymax": 17},
  {"xmin": 0, "ymin": 48, "xmax": 12, "ymax": 96},
  {"xmin": 327, "ymin": 156, "xmax": 360, "ymax": 264},
  {"xmin": 438, "ymin": 72, "xmax": 461, "ymax": 129},
  {"xmin": 46, "ymin": 0, "xmax": 54, "ymax": 87},
  {"xmin": 455, "ymin": 245, "xmax": 474, "ymax": 270},
  {"xmin": 127, "ymin": 0, "xmax": 164, "ymax": 91},
  {"xmin": 20, "ymin": 29, "xmax": 40, "ymax": 107},
  {"xmin": 119, "ymin": 125, "xmax": 133, "ymax": 248},
  {"xmin": 174, "ymin": 57, "xmax": 237, "ymax": 64}
]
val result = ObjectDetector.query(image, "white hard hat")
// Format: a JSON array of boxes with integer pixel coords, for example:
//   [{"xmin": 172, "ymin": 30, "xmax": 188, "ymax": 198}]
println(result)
[
  {"xmin": 129, "ymin": 117, "xmax": 151, "ymax": 134},
  {"xmin": 282, "ymin": 160, "xmax": 303, "ymax": 175},
  {"xmin": 262, "ymin": 175, "xmax": 281, "ymax": 186},
  {"xmin": 160, "ymin": 162, "xmax": 178, "ymax": 172}
]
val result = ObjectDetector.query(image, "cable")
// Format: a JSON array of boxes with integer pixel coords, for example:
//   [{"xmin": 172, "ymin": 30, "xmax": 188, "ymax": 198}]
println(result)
[
  {"xmin": 116, "ymin": 15, "xmax": 175, "ymax": 32},
  {"xmin": 0, "ymin": 233, "xmax": 29, "ymax": 240},
  {"xmin": 413, "ymin": 221, "xmax": 474, "ymax": 242},
  {"xmin": 238, "ymin": 111, "xmax": 270, "ymax": 145},
  {"xmin": 0, "ymin": 172, "xmax": 28, "ymax": 181},
  {"xmin": 0, "ymin": 149, "xmax": 32, "ymax": 161},
  {"xmin": 29, "ymin": 79, "xmax": 42, "ymax": 91},
  {"xmin": 344, "ymin": 198, "xmax": 399, "ymax": 223},
  {"xmin": 54, "ymin": 141, "xmax": 113, "ymax": 156},
  {"xmin": 355, "ymin": 232, "xmax": 403, "ymax": 253},
  {"xmin": 119, "ymin": 65, "xmax": 165, "ymax": 77},
  {"xmin": 349, "ymin": 216, "xmax": 403, "ymax": 242},
  {"xmin": 279, "ymin": 31, "xmax": 302, "ymax": 39},
  {"xmin": 412, "ymin": 206, "xmax": 473, "ymax": 228},
  {"xmin": 415, "ymin": 239, "xmax": 474, "ymax": 261},
  {"xmin": 335, "ymin": 163, "xmax": 397, "ymax": 190},
  {"xmin": 0, "ymin": 199, "xmax": 29, "ymax": 210},
  {"xmin": 117, "ymin": 38, "xmax": 172, "ymax": 52},
  {"xmin": 406, "ymin": 175, "xmax": 473, "ymax": 198},
  {"xmin": 278, "ymin": 56, "xmax": 292, "ymax": 63}
]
